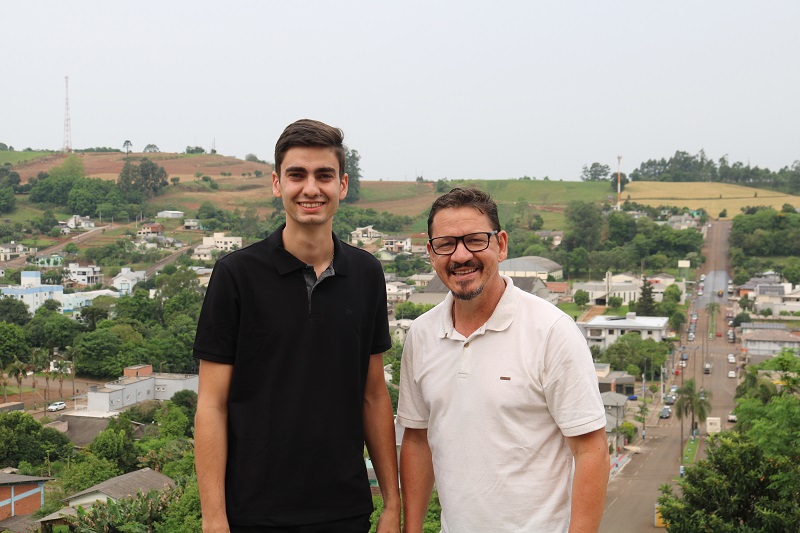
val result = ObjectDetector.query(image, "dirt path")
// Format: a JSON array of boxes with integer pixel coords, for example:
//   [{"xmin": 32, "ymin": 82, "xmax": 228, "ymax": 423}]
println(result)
[{"xmin": 1, "ymin": 371, "xmax": 106, "ymax": 415}]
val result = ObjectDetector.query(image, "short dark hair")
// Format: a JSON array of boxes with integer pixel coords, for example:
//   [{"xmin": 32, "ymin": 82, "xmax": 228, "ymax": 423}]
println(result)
[
  {"xmin": 427, "ymin": 187, "xmax": 501, "ymax": 236},
  {"xmin": 274, "ymin": 119, "xmax": 346, "ymax": 178}
]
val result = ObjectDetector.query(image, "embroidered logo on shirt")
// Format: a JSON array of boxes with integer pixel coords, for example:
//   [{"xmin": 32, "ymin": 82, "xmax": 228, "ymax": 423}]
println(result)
[{"xmin": 500, "ymin": 376, "xmax": 511, "ymax": 380}]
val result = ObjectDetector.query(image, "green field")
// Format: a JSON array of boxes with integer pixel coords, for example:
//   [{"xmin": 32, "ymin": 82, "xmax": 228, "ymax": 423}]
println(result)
[{"xmin": 0, "ymin": 151, "xmax": 53, "ymax": 166}]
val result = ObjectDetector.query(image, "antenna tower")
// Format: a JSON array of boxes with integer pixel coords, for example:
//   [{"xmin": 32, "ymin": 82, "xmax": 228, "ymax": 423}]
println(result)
[{"xmin": 63, "ymin": 76, "xmax": 72, "ymax": 152}]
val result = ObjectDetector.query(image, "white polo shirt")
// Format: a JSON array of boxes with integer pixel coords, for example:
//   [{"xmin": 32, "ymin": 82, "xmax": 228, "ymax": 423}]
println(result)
[{"xmin": 398, "ymin": 276, "xmax": 606, "ymax": 532}]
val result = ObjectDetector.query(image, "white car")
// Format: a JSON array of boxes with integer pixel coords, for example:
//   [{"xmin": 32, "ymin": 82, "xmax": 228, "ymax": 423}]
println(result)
[
  {"xmin": 728, "ymin": 370, "xmax": 736, "ymax": 378},
  {"xmin": 47, "ymin": 401, "xmax": 66, "ymax": 412},
  {"xmin": 728, "ymin": 412, "xmax": 737, "ymax": 422},
  {"xmin": 728, "ymin": 354, "xmax": 736, "ymax": 364}
]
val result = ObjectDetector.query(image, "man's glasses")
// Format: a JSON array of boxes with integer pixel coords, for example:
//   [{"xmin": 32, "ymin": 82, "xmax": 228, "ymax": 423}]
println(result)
[{"xmin": 429, "ymin": 231, "xmax": 499, "ymax": 256}]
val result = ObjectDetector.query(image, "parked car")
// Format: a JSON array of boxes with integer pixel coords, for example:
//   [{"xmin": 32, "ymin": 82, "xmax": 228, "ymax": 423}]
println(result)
[
  {"xmin": 628, "ymin": 395, "xmax": 638, "ymax": 401},
  {"xmin": 728, "ymin": 370, "xmax": 736, "ymax": 378},
  {"xmin": 660, "ymin": 407, "xmax": 672, "ymax": 419},
  {"xmin": 665, "ymin": 395, "xmax": 677, "ymax": 405},
  {"xmin": 670, "ymin": 384, "xmax": 678, "ymax": 394},
  {"xmin": 727, "ymin": 412, "xmax": 737, "ymax": 422},
  {"xmin": 47, "ymin": 401, "xmax": 66, "ymax": 412},
  {"xmin": 679, "ymin": 360, "xmax": 687, "ymax": 368},
  {"xmin": 728, "ymin": 354, "xmax": 736, "ymax": 364}
]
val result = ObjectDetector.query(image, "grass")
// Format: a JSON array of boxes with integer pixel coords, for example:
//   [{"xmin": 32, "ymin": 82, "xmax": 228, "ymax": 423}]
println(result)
[
  {"xmin": 0, "ymin": 150, "xmax": 54, "ymax": 166},
  {"xmin": 683, "ymin": 435, "xmax": 700, "ymax": 464}
]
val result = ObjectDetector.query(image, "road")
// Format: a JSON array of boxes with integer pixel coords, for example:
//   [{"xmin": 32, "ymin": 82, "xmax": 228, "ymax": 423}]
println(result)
[{"xmin": 600, "ymin": 220, "xmax": 737, "ymax": 532}]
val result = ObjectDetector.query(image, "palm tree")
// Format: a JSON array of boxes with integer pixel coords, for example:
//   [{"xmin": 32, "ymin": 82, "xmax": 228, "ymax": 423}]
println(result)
[
  {"xmin": 1, "ymin": 371, "xmax": 8, "ymax": 403},
  {"xmin": 736, "ymin": 366, "xmax": 777, "ymax": 403},
  {"xmin": 54, "ymin": 359, "xmax": 70, "ymax": 401},
  {"xmin": 30, "ymin": 348, "xmax": 48, "ymax": 408},
  {"xmin": 675, "ymin": 378, "xmax": 713, "ymax": 437},
  {"xmin": 6, "ymin": 359, "xmax": 27, "ymax": 403}
]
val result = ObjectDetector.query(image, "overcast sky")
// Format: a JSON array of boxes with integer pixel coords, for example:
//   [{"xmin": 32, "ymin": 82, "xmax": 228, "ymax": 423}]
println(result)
[{"xmin": 3, "ymin": 1, "xmax": 798, "ymax": 181}]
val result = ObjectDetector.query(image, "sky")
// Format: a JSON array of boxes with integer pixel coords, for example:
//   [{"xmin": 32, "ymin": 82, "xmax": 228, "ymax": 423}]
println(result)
[{"xmin": 3, "ymin": 1, "xmax": 799, "ymax": 182}]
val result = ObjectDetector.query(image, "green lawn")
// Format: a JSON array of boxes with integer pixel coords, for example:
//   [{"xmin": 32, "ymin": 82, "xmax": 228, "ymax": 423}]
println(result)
[{"xmin": 0, "ymin": 150, "xmax": 54, "ymax": 166}]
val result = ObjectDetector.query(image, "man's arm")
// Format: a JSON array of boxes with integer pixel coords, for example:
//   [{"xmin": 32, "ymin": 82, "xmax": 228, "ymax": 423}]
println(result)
[
  {"xmin": 400, "ymin": 427, "xmax": 434, "ymax": 533},
  {"xmin": 566, "ymin": 428, "xmax": 610, "ymax": 533},
  {"xmin": 363, "ymin": 353, "xmax": 401, "ymax": 533},
  {"xmin": 195, "ymin": 359, "xmax": 234, "ymax": 533}
]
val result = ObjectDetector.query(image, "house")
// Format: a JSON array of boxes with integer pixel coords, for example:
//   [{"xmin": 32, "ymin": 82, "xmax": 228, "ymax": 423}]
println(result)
[
  {"xmin": 0, "ymin": 473, "xmax": 50, "ymax": 521},
  {"xmin": 156, "ymin": 210, "xmax": 184, "ymax": 219},
  {"xmin": 410, "ymin": 274, "xmax": 553, "ymax": 308},
  {"xmin": 37, "ymin": 468, "xmax": 175, "ymax": 529},
  {"xmin": 0, "ymin": 242, "xmax": 29, "ymax": 262},
  {"xmin": 112, "ymin": 268, "xmax": 147, "ymax": 295},
  {"xmin": 33, "ymin": 254, "xmax": 64, "ymax": 267},
  {"xmin": 389, "ymin": 318, "xmax": 414, "ymax": 343},
  {"xmin": 0, "ymin": 271, "xmax": 63, "ymax": 314},
  {"xmin": 183, "ymin": 218, "xmax": 200, "ymax": 230},
  {"xmin": 59, "ymin": 289, "xmax": 119, "ymax": 313},
  {"xmin": 191, "ymin": 232, "xmax": 243, "ymax": 261},
  {"xmin": 499, "ymin": 255, "xmax": 563, "ymax": 280},
  {"xmin": 65, "ymin": 215, "xmax": 95, "ymax": 229},
  {"xmin": 596, "ymin": 364, "xmax": 637, "ymax": 396},
  {"xmin": 382, "ymin": 235, "xmax": 412, "ymax": 253},
  {"xmin": 664, "ymin": 213, "xmax": 699, "ymax": 230},
  {"xmin": 137, "ymin": 222, "xmax": 165, "ymax": 236},
  {"xmin": 544, "ymin": 281, "xmax": 570, "ymax": 302},
  {"xmin": 350, "ymin": 225, "xmax": 383, "ymax": 245},
  {"xmin": 573, "ymin": 271, "xmax": 685, "ymax": 307},
  {"xmin": 66, "ymin": 263, "xmax": 103, "ymax": 286},
  {"xmin": 579, "ymin": 312, "xmax": 670, "ymax": 350},
  {"xmin": 386, "ymin": 282, "xmax": 413, "ymax": 303},
  {"xmin": 533, "ymin": 230, "xmax": 564, "ymax": 247},
  {"xmin": 601, "ymin": 391, "xmax": 631, "ymax": 453},
  {"xmin": 87, "ymin": 364, "xmax": 198, "ymax": 413},
  {"xmin": 751, "ymin": 283, "xmax": 800, "ymax": 315},
  {"xmin": 740, "ymin": 329, "xmax": 800, "ymax": 359},
  {"xmin": 407, "ymin": 272, "xmax": 435, "ymax": 288}
]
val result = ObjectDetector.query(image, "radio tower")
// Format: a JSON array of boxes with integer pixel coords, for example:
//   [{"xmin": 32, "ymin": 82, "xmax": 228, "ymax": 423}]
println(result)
[{"xmin": 63, "ymin": 76, "xmax": 72, "ymax": 152}]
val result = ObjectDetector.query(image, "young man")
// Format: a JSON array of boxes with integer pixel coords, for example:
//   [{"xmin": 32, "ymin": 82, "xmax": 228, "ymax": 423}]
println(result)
[
  {"xmin": 398, "ymin": 188, "xmax": 609, "ymax": 532},
  {"xmin": 194, "ymin": 119, "xmax": 400, "ymax": 532}
]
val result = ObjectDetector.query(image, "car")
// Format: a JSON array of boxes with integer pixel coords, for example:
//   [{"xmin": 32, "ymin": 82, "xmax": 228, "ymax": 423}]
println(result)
[
  {"xmin": 670, "ymin": 384, "xmax": 678, "ymax": 393},
  {"xmin": 627, "ymin": 395, "xmax": 638, "ymax": 401},
  {"xmin": 727, "ymin": 412, "xmax": 737, "ymax": 422},
  {"xmin": 47, "ymin": 401, "xmax": 66, "ymax": 412},
  {"xmin": 679, "ymin": 360, "xmax": 687, "ymax": 368},
  {"xmin": 665, "ymin": 394, "xmax": 676, "ymax": 405},
  {"xmin": 660, "ymin": 407, "xmax": 672, "ymax": 419},
  {"xmin": 687, "ymin": 333, "xmax": 695, "ymax": 342},
  {"xmin": 716, "ymin": 332, "xmax": 723, "ymax": 337},
  {"xmin": 708, "ymin": 223, "xmax": 713, "ymax": 228},
  {"xmin": 717, "ymin": 290, "xmax": 724, "ymax": 297},
  {"xmin": 728, "ymin": 354, "xmax": 736, "ymax": 364},
  {"xmin": 681, "ymin": 352, "xmax": 689, "ymax": 360},
  {"xmin": 700, "ymin": 274, "xmax": 706, "ymax": 282},
  {"xmin": 728, "ymin": 370, "xmax": 736, "ymax": 378},
  {"xmin": 697, "ymin": 290, "xmax": 704, "ymax": 296}
]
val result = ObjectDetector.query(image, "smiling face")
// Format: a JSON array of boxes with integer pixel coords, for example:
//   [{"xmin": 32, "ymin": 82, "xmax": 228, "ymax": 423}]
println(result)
[
  {"xmin": 428, "ymin": 206, "xmax": 508, "ymax": 302},
  {"xmin": 272, "ymin": 146, "xmax": 348, "ymax": 230}
]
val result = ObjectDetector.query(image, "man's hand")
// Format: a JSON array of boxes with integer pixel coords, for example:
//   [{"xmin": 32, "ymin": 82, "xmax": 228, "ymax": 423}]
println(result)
[{"xmin": 375, "ymin": 502, "xmax": 401, "ymax": 533}]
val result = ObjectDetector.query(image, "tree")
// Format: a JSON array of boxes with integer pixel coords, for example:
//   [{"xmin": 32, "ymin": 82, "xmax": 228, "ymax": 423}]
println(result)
[
  {"xmin": 0, "ymin": 322, "xmax": 30, "ymax": 363},
  {"xmin": 0, "ymin": 186, "xmax": 15, "ymax": 213},
  {"xmin": 669, "ymin": 310, "xmax": 686, "ymax": 334},
  {"xmin": 607, "ymin": 296, "xmax": 623, "ymax": 309},
  {"xmin": 580, "ymin": 162, "xmax": 611, "ymax": 181},
  {"xmin": 123, "ymin": 140, "xmax": 132, "ymax": 154},
  {"xmin": 0, "ymin": 411, "xmax": 72, "ymax": 467},
  {"xmin": 343, "ymin": 147, "xmax": 361, "ymax": 203},
  {"xmin": 658, "ymin": 432, "xmax": 800, "ymax": 530},
  {"xmin": 0, "ymin": 296, "xmax": 31, "ymax": 326},
  {"xmin": 144, "ymin": 144, "xmax": 160, "ymax": 153},
  {"xmin": 674, "ymin": 378, "xmax": 712, "ymax": 437},
  {"xmin": 635, "ymin": 277, "xmax": 658, "ymax": 316},
  {"xmin": 91, "ymin": 426, "xmax": 138, "ymax": 472},
  {"xmin": 170, "ymin": 390, "xmax": 197, "ymax": 422},
  {"xmin": 60, "ymin": 454, "xmax": 121, "ymax": 494},
  {"xmin": 573, "ymin": 289, "xmax": 590, "ymax": 308}
]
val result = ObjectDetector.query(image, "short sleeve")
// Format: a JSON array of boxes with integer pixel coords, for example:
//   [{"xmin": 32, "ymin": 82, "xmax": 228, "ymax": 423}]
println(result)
[{"xmin": 193, "ymin": 261, "xmax": 240, "ymax": 365}]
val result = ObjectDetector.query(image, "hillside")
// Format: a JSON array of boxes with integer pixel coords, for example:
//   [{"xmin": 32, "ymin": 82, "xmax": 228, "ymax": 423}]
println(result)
[{"xmin": 8, "ymin": 152, "xmax": 800, "ymax": 228}]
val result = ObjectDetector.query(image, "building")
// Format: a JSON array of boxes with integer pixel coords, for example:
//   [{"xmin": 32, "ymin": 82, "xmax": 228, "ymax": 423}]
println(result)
[
  {"xmin": 579, "ymin": 312, "xmax": 670, "ymax": 350},
  {"xmin": 111, "ymin": 268, "xmax": 147, "ymax": 295},
  {"xmin": 533, "ymin": 230, "xmax": 564, "ymax": 247},
  {"xmin": 156, "ymin": 210, "xmax": 184, "ymax": 219},
  {"xmin": 66, "ymin": 263, "xmax": 103, "ymax": 287},
  {"xmin": 0, "ymin": 242, "xmax": 31, "ymax": 262},
  {"xmin": 498, "ymin": 256, "xmax": 563, "ymax": 280},
  {"xmin": 183, "ymin": 218, "xmax": 200, "ymax": 230},
  {"xmin": 0, "ymin": 271, "xmax": 63, "ymax": 314},
  {"xmin": 59, "ymin": 289, "xmax": 119, "ymax": 313},
  {"xmin": 573, "ymin": 272, "xmax": 685, "ymax": 306},
  {"xmin": 87, "ymin": 365, "xmax": 198, "ymax": 413},
  {"xmin": 191, "ymin": 232, "xmax": 243, "ymax": 261},
  {"xmin": 0, "ymin": 473, "xmax": 50, "ymax": 522},
  {"xmin": 410, "ymin": 274, "xmax": 553, "ymax": 307},
  {"xmin": 741, "ymin": 329, "xmax": 800, "ymax": 358},
  {"xmin": 37, "ymin": 468, "xmax": 174, "ymax": 529},
  {"xmin": 407, "ymin": 272, "xmax": 435, "ymax": 288},
  {"xmin": 389, "ymin": 318, "xmax": 414, "ymax": 344},
  {"xmin": 382, "ymin": 235, "xmax": 412, "ymax": 253},
  {"xmin": 350, "ymin": 225, "xmax": 383, "ymax": 245},
  {"xmin": 65, "ymin": 215, "xmax": 95, "ymax": 229},
  {"xmin": 137, "ymin": 222, "xmax": 165, "ymax": 236},
  {"xmin": 386, "ymin": 281, "xmax": 413, "ymax": 303}
]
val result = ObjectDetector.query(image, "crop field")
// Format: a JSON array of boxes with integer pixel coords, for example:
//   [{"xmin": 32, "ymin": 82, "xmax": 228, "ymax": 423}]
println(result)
[{"xmin": 623, "ymin": 182, "xmax": 800, "ymax": 219}]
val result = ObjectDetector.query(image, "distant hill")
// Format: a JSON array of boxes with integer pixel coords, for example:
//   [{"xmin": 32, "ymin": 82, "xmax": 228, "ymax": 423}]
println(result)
[{"xmin": 8, "ymin": 153, "xmax": 800, "ymax": 229}]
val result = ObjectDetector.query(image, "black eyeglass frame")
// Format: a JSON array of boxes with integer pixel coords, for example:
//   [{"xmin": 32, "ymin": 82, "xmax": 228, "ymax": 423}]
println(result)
[{"xmin": 428, "ymin": 230, "xmax": 500, "ymax": 256}]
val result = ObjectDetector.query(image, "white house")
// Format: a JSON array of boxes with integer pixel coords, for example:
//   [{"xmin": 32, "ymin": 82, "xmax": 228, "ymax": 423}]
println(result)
[
  {"xmin": 389, "ymin": 318, "xmax": 414, "ymax": 343},
  {"xmin": 579, "ymin": 312, "xmax": 671, "ymax": 350},
  {"xmin": 350, "ymin": 225, "xmax": 383, "ymax": 245},
  {"xmin": 59, "ymin": 289, "xmax": 119, "ymax": 313},
  {"xmin": 0, "ymin": 241, "xmax": 29, "ymax": 262},
  {"xmin": 191, "ymin": 233, "xmax": 242, "ymax": 261},
  {"xmin": 382, "ymin": 235, "xmax": 412, "ymax": 253},
  {"xmin": 66, "ymin": 263, "xmax": 103, "ymax": 286},
  {"xmin": 65, "ymin": 215, "xmax": 95, "ymax": 229},
  {"xmin": 386, "ymin": 282, "xmax": 413, "ymax": 303},
  {"xmin": 112, "ymin": 268, "xmax": 147, "ymax": 295},
  {"xmin": 741, "ymin": 329, "xmax": 800, "ymax": 357}
]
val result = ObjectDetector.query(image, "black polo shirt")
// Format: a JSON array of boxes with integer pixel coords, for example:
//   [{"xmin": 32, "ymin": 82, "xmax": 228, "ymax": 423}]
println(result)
[{"xmin": 193, "ymin": 225, "xmax": 391, "ymax": 527}]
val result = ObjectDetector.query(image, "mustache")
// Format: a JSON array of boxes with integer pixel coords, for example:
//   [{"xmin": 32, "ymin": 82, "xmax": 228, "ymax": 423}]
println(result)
[{"xmin": 448, "ymin": 260, "xmax": 482, "ymax": 274}]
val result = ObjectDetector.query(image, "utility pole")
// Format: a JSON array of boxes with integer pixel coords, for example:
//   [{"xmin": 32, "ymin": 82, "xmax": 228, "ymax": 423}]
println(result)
[
  {"xmin": 63, "ymin": 76, "xmax": 72, "ymax": 152},
  {"xmin": 616, "ymin": 155, "xmax": 622, "ymax": 211}
]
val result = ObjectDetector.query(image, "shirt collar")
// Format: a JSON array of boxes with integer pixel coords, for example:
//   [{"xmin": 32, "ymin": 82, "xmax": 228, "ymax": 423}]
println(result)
[
  {"xmin": 438, "ymin": 275, "xmax": 518, "ymax": 339},
  {"xmin": 267, "ymin": 223, "xmax": 349, "ymax": 276}
]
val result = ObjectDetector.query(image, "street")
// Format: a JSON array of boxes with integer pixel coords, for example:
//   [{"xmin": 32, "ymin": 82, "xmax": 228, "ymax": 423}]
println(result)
[{"xmin": 600, "ymin": 220, "xmax": 737, "ymax": 532}]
